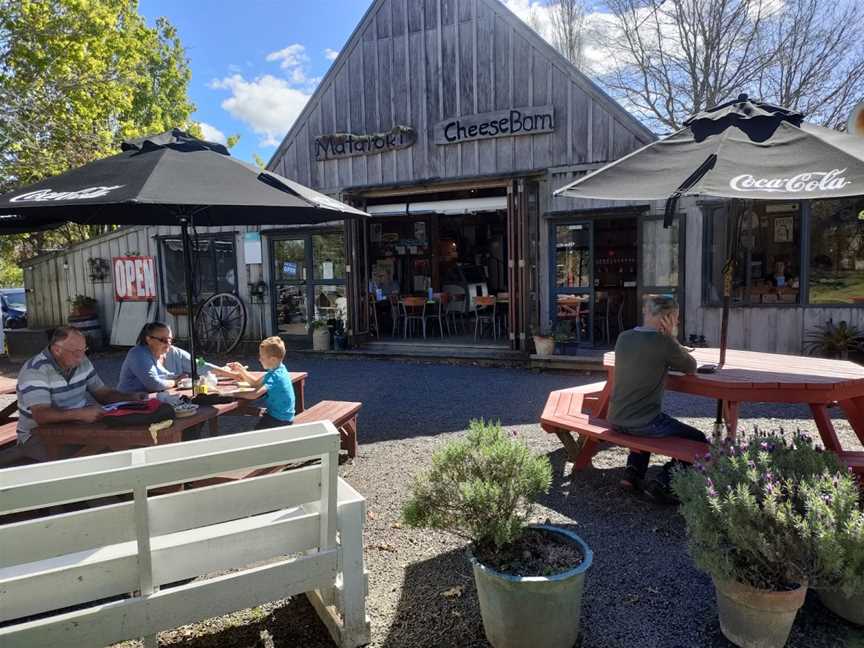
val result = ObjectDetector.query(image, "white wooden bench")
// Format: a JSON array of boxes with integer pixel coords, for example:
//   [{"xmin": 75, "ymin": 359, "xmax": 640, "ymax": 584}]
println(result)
[{"xmin": 0, "ymin": 421, "xmax": 371, "ymax": 648}]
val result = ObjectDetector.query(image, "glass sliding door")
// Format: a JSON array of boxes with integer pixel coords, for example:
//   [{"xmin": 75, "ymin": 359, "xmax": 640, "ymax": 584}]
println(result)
[
  {"xmin": 639, "ymin": 215, "xmax": 684, "ymax": 336},
  {"xmin": 550, "ymin": 221, "xmax": 593, "ymax": 344},
  {"xmin": 270, "ymin": 230, "xmax": 347, "ymax": 337},
  {"xmin": 272, "ymin": 237, "xmax": 308, "ymax": 336}
]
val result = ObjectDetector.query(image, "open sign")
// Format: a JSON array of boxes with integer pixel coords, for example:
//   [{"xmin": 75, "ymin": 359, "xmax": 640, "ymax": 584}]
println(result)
[{"xmin": 113, "ymin": 256, "xmax": 157, "ymax": 301}]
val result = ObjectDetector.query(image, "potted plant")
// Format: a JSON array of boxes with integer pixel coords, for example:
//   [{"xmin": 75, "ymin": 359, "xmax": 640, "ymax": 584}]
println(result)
[
  {"xmin": 68, "ymin": 294, "xmax": 98, "ymax": 319},
  {"xmin": 553, "ymin": 320, "xmax": 577, "ymax": 355},
  {"xmin": 331, "ymin": 319, "xmax": 348, "ymax": 351},
  {"xmin": 402, "ymin": 419, "xmax": 593, "ymax": 648},
  {"xmin": 309, "ymin": 319, "xmax": 330, "ymax": 351},
  {"xmin": 806, "ymin": 472, "xmax": 864, "ymax": 626},
  {"xmin": 803, "ymin": 319, "xmax": 863, "ymax": 359},
  {"xmin": 671, "ymin": 430, "xmax": 853, "ymax": 647},
  {"xmin": 531, "ymin": 326, "xmax": 555, "ymax": 357}
]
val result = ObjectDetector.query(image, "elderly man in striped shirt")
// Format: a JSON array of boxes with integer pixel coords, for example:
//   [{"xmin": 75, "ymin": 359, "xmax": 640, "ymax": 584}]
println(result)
[{"xmin": 16, "ymin": 326, "xmax": 148, "ymax": 461}]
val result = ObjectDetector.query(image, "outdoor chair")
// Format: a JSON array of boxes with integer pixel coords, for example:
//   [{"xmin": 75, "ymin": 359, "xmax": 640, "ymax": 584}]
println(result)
[
  {"xmin": 474, "ymin": 295, "xmax": 497, "ymax": 341},
  {"xmin": 595, "ymin": 293, "xmax": 624, "ymax": 345},
  {"xmin": 424, "ymin": 294, "xmax": 447, "ymax": 338},
  {"xmin": 445, "ymin": 292, "xmax": 466, "ymax": 335},
  {"xmin": 400, "ymin": 297, "xmax": 427, "ymax": 339},
  {"xmin": 495, "ymin": 292, "xmax": 509, "ymax": 338},
  {"xmin": 388, "ymin": 295, "xmax": 403, "ymax": 337}
]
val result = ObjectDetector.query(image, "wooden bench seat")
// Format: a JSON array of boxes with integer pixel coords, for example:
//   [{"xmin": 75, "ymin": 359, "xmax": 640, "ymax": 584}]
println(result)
[
  {"xmin": 541, "ymin": 384, "xmax": 709, "ymax": 471},
  {"xmin": 293, "ymin": 400, "xmax": 361, "ymax": 459}
]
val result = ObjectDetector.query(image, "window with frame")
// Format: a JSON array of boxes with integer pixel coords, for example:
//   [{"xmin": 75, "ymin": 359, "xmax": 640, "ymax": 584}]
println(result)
[
  {"xmin": 703, "ymin": 202, "xmax": 801, "ymax": 306},
  {"xmin": 808, "ymin": 197, "xmax": 864, "ymax": 304},
  {"xmin": 160, "ymin": 234, "xmax": 237, "ymax": 305}
]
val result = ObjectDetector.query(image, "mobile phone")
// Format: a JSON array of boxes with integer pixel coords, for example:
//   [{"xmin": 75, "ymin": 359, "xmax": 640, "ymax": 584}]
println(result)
[{"xmin": 697, "ymin": 364, "xmax": 718, "ymax": 374}]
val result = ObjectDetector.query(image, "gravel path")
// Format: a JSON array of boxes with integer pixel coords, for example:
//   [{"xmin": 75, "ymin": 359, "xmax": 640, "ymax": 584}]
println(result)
[{"xmin": 3, "ymin": 352, "xmax": 862, "ymax": 648}]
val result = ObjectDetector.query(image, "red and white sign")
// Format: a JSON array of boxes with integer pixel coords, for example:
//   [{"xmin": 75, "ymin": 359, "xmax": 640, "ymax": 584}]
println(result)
[{"xmin": 113, "ymin": 256, "xmax": 157, "ymax": 301}]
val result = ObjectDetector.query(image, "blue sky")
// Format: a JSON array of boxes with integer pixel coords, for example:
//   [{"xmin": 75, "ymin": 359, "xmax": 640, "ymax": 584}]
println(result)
[{"xmin": 139, "ymin": 0, "xmax": 373, "ymax": 165}]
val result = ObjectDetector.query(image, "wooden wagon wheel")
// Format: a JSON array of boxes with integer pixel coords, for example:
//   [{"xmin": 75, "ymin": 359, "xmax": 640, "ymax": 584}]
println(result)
[{"xmin": 194, "ymin": 292, "xmax": 247, "ymax": 355}]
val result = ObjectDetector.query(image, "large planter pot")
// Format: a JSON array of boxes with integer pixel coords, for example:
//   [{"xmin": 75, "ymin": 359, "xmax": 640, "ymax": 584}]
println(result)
[
  {"xmin": 713, "ymin": 577, "xmax": 807, "ymax": 648},
  {"xmin": 312, "ymin": 328, "xmax": 330, "ymax": 351},
  {"xmin": 817, "ymin": 589, "xmax": 864, "ymax": 626},
  {"xmin": 533, "ymin": 335, "xmax": 555, "ymax": 356},
  {"xmin": 468, "ymin": 525, "xmax": 593, "ymax": 648}
]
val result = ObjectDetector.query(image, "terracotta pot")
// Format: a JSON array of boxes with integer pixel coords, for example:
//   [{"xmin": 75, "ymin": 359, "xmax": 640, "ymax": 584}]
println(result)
[
  {"xmin": 817, "ymin": 589, "xmax": 864, "ymax": 626},
  {"xmin": 713, "ymin": 577, "xmax": 807, "ymax": 648}
]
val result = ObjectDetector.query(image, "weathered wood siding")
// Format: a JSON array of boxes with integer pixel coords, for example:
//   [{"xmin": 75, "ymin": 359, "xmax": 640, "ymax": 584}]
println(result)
[
  {"xmin": 269, "ymin": 0, "xmax": 653, "ymax": 193},
  {"xmin": 23, "ymin": 225, "xmax": 277, "ymax": 342}
]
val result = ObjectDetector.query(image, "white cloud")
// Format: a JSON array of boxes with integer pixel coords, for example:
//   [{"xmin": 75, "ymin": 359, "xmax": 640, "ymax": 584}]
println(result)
[
  {"xmin": 265, "ymin": 44, "xmax": 308, "ymax": 70},
  {"xmin": 324, "ymin": 48, "xmax": 339, "ymax": 61},
  {"xmin": 210, "ymin": 74, "xmax": 311, "ymax": 147},
  {"xmin": 198, "ymin": 122, "xmax": 227, "ymax": 145}
]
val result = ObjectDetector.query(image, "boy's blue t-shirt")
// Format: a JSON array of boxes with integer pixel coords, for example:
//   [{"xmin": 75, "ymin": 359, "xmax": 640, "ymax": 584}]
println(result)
[{"xmin": 263, "ymin": 363, "xmax": 295, "ymax": 422}]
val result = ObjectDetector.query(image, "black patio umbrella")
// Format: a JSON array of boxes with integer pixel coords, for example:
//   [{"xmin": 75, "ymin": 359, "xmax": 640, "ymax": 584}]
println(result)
[
  {"xmin": 555, "ymin": 94, "xmax": 864, "ymax": 366},
  {"xmin": 0, "ymin": 128, "xmax": 368, "ymax": 381}
]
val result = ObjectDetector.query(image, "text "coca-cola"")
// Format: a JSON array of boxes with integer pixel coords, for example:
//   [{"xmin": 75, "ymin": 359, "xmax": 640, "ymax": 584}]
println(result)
[{"xmin": 729, "ymin": 169, "xmax": 851, "ymax": 193}]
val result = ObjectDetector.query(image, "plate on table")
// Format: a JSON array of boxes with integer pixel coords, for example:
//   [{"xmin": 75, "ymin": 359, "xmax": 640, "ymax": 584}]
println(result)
[
  {"xmin": 176, "ymin": 378, "xmax": 193, "ymax": 389},
  {"xmin": 173, "ymin": 403, "xmax": 199, "ymax": 418}
]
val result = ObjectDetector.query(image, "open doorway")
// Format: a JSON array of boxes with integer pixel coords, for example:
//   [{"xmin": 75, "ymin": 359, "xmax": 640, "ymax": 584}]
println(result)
[{"xmin": 364, "ymin": 190, "xmax": 511, "ymax": 348}]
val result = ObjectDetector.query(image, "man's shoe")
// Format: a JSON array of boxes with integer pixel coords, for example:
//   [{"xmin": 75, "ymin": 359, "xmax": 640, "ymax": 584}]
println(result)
[
  {"xmin": 620, "ymin": 466, "xmax": 644, "ymax": 491},
  {"xmin": 643, "ymin": 478, "xmax": 679, "ymax": 505}
]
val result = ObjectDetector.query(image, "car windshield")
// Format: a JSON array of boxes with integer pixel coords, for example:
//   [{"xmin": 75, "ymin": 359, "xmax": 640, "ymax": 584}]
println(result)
[{"xmin": 3, "ymin": 292, "xmax": 25, "ymax": 310}]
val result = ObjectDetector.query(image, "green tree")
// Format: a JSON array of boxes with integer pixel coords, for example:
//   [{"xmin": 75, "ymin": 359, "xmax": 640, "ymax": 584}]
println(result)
[{"xmin": 0, "ymin": 0, "xmax": 198, "ymax": 283}]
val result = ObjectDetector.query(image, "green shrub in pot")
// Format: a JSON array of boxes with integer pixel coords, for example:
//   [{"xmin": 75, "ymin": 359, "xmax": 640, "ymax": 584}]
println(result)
[{"xmin": 402, "ymin": 419, "xmax": 592, "ymax": 648}]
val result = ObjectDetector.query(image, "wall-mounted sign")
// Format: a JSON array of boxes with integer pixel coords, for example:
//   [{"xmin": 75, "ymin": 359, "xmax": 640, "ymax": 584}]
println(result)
[
  {"xmin": 315, "ymin": 126, "xmax": 416, "ymax": 160},
  {"xmin": 434, "ymin": 106, "xmax": 555, "ymax": 145},
  {"xmin": 113, "ymin": 256, "xmax": 157, "ymax": 301}
]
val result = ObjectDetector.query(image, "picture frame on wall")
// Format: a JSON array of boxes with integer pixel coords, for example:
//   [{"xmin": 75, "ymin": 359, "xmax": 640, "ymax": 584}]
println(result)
[{"xmin": 774, "ymin": 216, "xmax": 793, "ymax": 243}]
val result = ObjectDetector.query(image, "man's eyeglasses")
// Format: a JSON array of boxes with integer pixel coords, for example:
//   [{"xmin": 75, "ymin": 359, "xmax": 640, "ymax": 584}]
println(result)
[
  {"xmin": 148, "ymin": 335, "xmax": 174, "ymax": 344},
  {"xmin": 54, "ymin": 344, "xmax": 88, "ymax": 355}
]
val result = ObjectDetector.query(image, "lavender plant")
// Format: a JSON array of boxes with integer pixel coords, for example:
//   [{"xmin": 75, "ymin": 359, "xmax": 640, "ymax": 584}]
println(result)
[{"xmin": 671, "ymin": 429, "xmax": 859, "ymax": 591}]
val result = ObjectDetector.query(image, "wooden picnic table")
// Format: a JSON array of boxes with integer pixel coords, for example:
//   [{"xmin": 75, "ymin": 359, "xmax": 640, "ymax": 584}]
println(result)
[
  {"xmin": 0, "ymin": 375, "xmax": 19, "ymax": 427},
  {"xmin": 31, "ymin": 371, "xmax": 309, "ymax": 460},
  {"xmin": 170, "ymin": 371, "xmax": 308, "ymax": 414},
  {"xmin": 599, "ymin": 348, "xmax": 864, "ymax": 470}
]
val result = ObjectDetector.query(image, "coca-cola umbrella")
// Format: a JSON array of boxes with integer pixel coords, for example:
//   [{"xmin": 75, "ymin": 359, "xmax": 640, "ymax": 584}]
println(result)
[
  {"xmin": 0, "ymin": 129, "xmax": 368, "ymax": 381},
  {"xmin": 555, "ymin": 94, "xmax": 864, "ymax": 367}
]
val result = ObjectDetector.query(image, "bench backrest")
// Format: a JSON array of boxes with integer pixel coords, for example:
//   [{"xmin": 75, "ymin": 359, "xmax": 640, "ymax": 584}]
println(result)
[{"xmin": 0, "ymin": 421, "xmax": 341, "ymax": 627}]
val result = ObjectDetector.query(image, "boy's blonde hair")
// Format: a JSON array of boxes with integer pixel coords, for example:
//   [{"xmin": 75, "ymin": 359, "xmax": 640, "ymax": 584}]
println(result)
[{"xmin": 259, "ymin": 336, "xmax": 286, "ymax": 360}]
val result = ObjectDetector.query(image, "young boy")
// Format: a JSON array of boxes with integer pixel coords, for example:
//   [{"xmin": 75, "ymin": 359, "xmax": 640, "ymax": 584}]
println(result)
[
  {"xmin": 228, "ymin": 336, "xmax": 295, "ymax": 430},
  {"xmin": 608, "ymin": 294, "xmax": 706, "ymax": 503}
]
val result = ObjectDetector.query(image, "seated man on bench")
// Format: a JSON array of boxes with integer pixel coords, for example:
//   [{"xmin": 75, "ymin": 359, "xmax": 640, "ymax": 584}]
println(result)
[{"xmin": 608, "ymin": 294, "xmax": 706, "ymax": 503}]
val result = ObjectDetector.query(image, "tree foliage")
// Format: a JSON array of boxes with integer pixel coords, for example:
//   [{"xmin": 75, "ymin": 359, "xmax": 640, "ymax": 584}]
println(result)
[
  {"xmin": 0, "ymin": 0, "xmax": 198, "ymax": 284},
  {"xmin": 595, "ymin": 0, "xmax": 864, "ymax": 132}
]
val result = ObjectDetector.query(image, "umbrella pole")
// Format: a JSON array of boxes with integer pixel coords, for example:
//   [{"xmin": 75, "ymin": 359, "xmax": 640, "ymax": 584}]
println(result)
[{"xmin": 180, "ymin": 217, "xmax": 198, "ymax": 386}]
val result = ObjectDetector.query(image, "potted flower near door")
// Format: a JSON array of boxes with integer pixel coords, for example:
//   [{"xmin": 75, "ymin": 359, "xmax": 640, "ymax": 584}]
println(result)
[
  {"xmin": 309, "ymin": 319, "xmax": 330, "ymax": 351},
  {"xmin": 531, "ymin": 327, "xmax": 555, "ymax": 356},
  {"xmin": 402, "ymin": 419, "xmax": 593, "ymax": 648},
  {"xmin": 671, "ymin": 431, "xmax": 857, "ymax": 647},
  {"xmin": 68, "ymin": 294, "xmax": 98, "ymax": 319}
]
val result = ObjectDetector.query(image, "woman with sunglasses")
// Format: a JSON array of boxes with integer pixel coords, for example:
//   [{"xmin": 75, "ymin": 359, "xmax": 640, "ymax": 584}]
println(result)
[{"xmin": 118, "ymin": 321, "xmax": 227, "ymax": 393}]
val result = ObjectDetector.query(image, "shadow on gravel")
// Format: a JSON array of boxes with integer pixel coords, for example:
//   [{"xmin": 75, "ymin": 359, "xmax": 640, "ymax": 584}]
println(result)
[{"xmin": 381, "ymin": 547, "xmax": 488, "ymax": 648}]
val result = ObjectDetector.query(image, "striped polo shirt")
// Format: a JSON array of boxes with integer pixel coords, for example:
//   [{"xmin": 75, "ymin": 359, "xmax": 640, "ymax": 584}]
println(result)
[{"xmin": 16, "ymin": 348, "xmax": 105, "ymax": 443}]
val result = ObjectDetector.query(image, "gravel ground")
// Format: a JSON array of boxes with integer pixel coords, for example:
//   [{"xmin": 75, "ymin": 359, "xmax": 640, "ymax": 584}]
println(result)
[{"xmin": 3, "ymin": 351, "xmax": 863, "ymax": 648}]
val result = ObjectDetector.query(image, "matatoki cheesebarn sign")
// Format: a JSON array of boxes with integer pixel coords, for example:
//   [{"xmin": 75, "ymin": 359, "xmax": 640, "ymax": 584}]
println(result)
[
  {"xmin": 434, "ymin": 106, "xmax": 555, "ymax": 144},
  {"xmin": 315, "ymin": 126, "xmax": 416, "ymax": 160}
]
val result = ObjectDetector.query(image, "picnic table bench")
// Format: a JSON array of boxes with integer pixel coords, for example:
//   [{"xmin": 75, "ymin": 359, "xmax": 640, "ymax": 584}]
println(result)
[
  {"xmin": 541, "ymin": 349, "xmax": 864, "ymax": 477},
  {"xmin": 0, "ymin": 421, "xmax": 371, "ymax": 648},
  {"xmin": 540, "ymin": 381, "xmax": 710, "ymax": 470}
]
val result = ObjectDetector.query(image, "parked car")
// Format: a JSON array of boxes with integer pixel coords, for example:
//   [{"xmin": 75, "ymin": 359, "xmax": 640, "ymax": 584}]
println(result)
[{"xmin": 1, "ymin": 288, "xmax": 27, "ymax": 329}]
